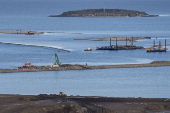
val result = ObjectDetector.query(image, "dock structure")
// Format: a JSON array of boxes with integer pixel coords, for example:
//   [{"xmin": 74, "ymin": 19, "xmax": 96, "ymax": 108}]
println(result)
[
  {"xmin": 146, "ymin": 39, "xmax": 167, "ymax": 52},
  {"xmin": 95, "ymin": 37, "xmax": 144, "ymax": 50}
]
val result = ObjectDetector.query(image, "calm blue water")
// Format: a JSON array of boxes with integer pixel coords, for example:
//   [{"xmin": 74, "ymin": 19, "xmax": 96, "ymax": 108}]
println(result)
[
  {"xmin": 0, "ymin": 0, "xmax": 170, "ymax": 98},
  {"xmin": 1, "ymin": 67, "xmax": 170, "ymax": 98}
]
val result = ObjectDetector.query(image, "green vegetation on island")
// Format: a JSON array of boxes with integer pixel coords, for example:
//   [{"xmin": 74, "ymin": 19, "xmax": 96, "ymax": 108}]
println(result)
[{"xmin": 49, "ymin": 9, "xmax": 159, "ymax": 17}]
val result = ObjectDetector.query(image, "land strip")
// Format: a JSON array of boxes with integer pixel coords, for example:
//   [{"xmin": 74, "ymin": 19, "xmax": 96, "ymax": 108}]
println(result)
[
  {"xmin": 0, "ymin": 42, "xmax": 70, "ymax": 52},
  {"xmin": 0, "ymin": 30, "xmax": 44, "ymax": 34},
  {"xmin": 74, "ymin": 37, "xmax": 151, "ymax": 41},
  {"xmin": 0, "ymin": 61, "xmax": 170, "ymax": 73},
  {"xmin": 0, "ymin": 94, "xmax": 170, "ymax": 113}
]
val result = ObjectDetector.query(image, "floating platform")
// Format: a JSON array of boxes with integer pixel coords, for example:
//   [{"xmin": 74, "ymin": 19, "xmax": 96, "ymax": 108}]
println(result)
[
  {"xmin": 146, "ymin": 49, "xmax": 166, "ymax": 52},
  {"xmin": 96, "ymin": 45, "xmax": 144, "ymax": 50},
  {"xmin": 95, "ymin": 37, "xmax": 144, "ymax": 50},
  {"xmin": 146, "ymin": 39, "xmax": 167, "ymax": 52}
]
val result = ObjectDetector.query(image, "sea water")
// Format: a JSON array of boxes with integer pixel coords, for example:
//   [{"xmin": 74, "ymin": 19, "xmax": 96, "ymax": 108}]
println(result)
[{"xmin": 0, "ymin": 0, "xmax": 170, "ymax": 97}]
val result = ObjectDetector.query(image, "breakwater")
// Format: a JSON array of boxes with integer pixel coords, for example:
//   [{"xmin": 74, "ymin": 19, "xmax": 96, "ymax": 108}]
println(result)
[
  {"xmin": 0, "ymin": 42, "xmax": 71, "ymax": 52},
  {"xmin": 0, "ymin": 61, "xmax": 170, "ymax": 73}
]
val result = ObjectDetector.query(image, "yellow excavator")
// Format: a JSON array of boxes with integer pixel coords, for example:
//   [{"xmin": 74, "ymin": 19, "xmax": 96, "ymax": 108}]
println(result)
[{"xmin": 146, "ymin": 47, "xmax": 156, "ymax": 52}]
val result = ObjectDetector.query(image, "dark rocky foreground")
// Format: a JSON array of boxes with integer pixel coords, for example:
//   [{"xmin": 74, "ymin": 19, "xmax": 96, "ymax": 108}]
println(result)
[
  {"xmin": 0, "ymin": 61, "xmax": 170, "ymax": 73},
  {"xmin": 0, "ymin": 94, "xmax": 170, "ymax": 113}
]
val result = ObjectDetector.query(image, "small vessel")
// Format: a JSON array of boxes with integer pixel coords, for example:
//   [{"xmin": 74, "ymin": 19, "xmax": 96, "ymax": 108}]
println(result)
[{"xmin": 84, "ymin": 48, "xmax": 92, "ymax": 51}]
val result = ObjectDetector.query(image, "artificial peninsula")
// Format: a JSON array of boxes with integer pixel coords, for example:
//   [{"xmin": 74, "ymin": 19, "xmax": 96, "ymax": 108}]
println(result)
[
  {"xmin": 49, "ymin": 9, "xmax": 159, "ymax": 17},
  {"xmin": 1, "ymin": 61, "xmax": 170, "ymax": 73}
]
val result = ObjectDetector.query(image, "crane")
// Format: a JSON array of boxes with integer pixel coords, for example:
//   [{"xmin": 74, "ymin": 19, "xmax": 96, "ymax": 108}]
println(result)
[{"xmin": 54, "ymin": 53, "xmax": 61, "ymax": 65}]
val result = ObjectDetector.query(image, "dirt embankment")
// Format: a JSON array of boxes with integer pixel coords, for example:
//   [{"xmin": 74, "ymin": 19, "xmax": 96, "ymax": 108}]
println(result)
[{"xmin": 0, "ymin": 94, "xmax": 170, "ymax": 113}]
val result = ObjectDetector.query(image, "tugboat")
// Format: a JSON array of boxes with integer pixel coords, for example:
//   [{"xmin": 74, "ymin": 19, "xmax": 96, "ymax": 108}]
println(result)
[{"xmin": 84, "ymin": 47, "xmax": 92, "ymax": 51}]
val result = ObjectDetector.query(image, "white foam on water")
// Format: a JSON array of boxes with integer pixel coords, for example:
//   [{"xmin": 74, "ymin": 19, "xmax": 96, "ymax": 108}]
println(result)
[
  {"xmin": 0, "ymin": 41, "xmax": 69, "ymax": 51},
  {"xmin": 134, "ymin": 58, "xmax": 153, "ymax": 64},
  {"xmin": 159, "ymin": 15, "xmax": 170, "ymax": 17}
]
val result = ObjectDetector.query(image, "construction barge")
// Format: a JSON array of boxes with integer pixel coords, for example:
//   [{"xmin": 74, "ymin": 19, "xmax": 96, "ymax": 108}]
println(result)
[
  {"xmin": 95, "ymin": 37, "xmax": 144, "ymax": 50},
  {"xmin": 1, "ymin": 61, "xmax": 170, "ymax": 73},
  {"xmin": 96, "ymin": 45, "xmax": 143, "ymax": 50},
  {"xmin": 146, "ymin": 39, "xmax": 167, "ymax": 52}
]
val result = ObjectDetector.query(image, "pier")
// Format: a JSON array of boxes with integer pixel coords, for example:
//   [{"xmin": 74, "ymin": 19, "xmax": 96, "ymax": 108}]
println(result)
[{"xmin": 0, "ymin": 61, "xmax": 170, "ymax": 73}]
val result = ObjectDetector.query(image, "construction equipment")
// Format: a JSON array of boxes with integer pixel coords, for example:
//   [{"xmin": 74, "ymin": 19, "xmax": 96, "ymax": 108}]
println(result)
[
  {"xmin": 127, "ymin": 38, "xmax": 136, "ymax": 47},
  {"xmin": 54, "ymin": 53, "xmax": 61, "ymax": 65},
  {"xmin": 146, "ymin": 47, "xmax": 156, "ymax": 52},
  {"xmin": 18, "ymin": 62, "xmax": 37, "ymax": 69},
  {"xmin": 146, "ymin": 39, "xmax": 167, "ymax": 52},
  {"xmin": 58, "ymin": 92, "xmax": 67, "ymax": 96}
]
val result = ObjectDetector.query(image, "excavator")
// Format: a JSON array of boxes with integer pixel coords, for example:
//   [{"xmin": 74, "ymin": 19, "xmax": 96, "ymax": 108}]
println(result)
[{"xmin": 54, "ymin": 53, "xmax": 61, "ymax": 65}]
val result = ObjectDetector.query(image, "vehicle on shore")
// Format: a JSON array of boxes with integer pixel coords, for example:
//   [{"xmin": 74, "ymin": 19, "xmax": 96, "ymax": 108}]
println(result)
[{"xmin": 18, "ymin": 62, "xmax": 37, "ymax": 69}]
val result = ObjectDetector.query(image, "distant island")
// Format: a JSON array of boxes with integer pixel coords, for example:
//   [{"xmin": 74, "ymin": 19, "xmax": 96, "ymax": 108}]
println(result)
[{"xmin": 49, "ymin": 9, "xmax": 159, "ymax": 17}]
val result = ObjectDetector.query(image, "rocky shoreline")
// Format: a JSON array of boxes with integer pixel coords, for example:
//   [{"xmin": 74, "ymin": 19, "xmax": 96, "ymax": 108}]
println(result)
[{"xmin": 0, "ymin": 61, "xmax": 170, "ymax": 73}]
